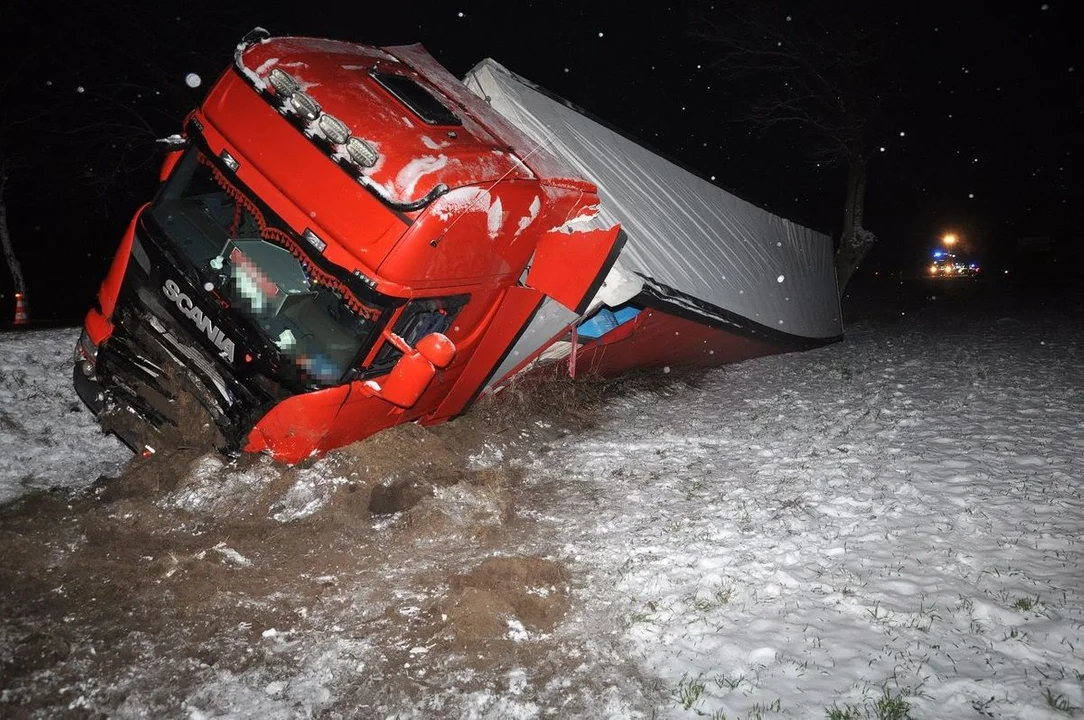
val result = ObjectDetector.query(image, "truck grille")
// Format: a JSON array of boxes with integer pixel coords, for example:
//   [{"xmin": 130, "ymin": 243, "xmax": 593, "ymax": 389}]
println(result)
[{"xmin": 96, "ymin": 298, "xmax": 235, "ymax": 453}]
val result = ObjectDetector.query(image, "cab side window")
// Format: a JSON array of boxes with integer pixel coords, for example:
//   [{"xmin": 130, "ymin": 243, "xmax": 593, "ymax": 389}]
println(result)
[{"xmin": 367, "ymin": 295, "xmax": 468, "ymax": 374}]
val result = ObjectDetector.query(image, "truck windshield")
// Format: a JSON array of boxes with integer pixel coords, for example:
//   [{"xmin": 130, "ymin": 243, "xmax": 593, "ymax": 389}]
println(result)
[{"xmin": 148, "ymin": 148, "xmax": 386, "ymax": 384}]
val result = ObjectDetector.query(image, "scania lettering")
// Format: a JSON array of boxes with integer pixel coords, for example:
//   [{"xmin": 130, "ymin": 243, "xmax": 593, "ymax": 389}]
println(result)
[
  {"xmin": 162, "ymin": 279, "xmax": 236, "ymax": 363},
  {"xmin": 75, "ymin": 28, "xmax": 842, "ymax": 464}
]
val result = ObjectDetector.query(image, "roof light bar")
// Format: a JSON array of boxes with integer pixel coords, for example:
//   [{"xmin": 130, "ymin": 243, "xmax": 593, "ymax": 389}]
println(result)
[{"xmin": 242, "ymin": 45, "xmax": 392, "ymax": 184}]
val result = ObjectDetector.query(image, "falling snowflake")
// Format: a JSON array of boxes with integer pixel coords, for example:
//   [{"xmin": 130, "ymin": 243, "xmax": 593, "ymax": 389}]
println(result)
[{"xmin": 185, "ymin": 73, "xmax": 201, "ymax": 89}]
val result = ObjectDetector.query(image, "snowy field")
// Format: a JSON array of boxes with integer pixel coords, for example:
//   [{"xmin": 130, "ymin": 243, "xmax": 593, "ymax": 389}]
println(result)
[
  {"xmin": 0, "ymin": 327, "xmax": 130, "ymax": 505},
  {"xmin": 2, "ymin": 280, "xmax": 1083, "ymax": 718}
]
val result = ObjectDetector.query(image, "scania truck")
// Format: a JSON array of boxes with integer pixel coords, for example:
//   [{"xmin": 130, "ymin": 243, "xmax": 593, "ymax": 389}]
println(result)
[{"xmin": 74, "ymin": 29, "xmax": 842, "ymax": 464}]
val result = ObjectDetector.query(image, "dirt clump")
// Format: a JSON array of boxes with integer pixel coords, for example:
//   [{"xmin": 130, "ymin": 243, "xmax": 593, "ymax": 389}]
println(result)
[
  {"xmin": 458, "ymin": 555, "xmax": 572, "ymax": 631},
  {"xmin": 427, "ymin": 555, "xmax": 572, "ymax": 650},
  {"xmin": 437, "ymin": 586, "xmax": 518, "ymax": 644},
  {"xmin": 400, "ymin": 465, "xmax": 518, "ymax": 543},
  {"xmin": 322, "ymin": 421, "xmax": 471, "ymax": 516}
]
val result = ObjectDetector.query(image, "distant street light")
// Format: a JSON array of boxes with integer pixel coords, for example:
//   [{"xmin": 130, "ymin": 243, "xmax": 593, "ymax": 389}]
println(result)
[{"xmin": 942, "ymin": 233, "xmax": 958, "ymax": 246}]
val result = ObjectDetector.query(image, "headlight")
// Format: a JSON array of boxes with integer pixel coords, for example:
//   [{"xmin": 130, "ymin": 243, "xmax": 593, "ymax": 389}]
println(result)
[{"xmin": 75, "ymin": 329, "xmax": 98, "ymax": 376}]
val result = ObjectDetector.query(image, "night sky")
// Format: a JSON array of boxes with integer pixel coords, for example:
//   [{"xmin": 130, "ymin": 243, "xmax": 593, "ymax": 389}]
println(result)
[{"xmin": 1, "ymin": 0, "xmax": 1079, "ymax": 320}]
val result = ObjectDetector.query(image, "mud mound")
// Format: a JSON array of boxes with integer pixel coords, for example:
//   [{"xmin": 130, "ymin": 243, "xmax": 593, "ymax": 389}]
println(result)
[
  {"xmin": 93, "ymin": 363, "xmax": 703, "ymax": 519},
  {"xmin": 327, "ymin": 422, "xmax": 481, "ymax": 517},
  {"xmin": 2, "ymin": 368, "xmax": 701, "ymax": 715},
  {"xmin": 458, "ymin": 555, "xmax": 571, "ymax": 631},
  {"xmin": 331, "ymin": 421, "xmax": 464, "ymax": 473},
  {"xmin": 401, "ymin": 468, "xmax": 518, "ymax": 543},
  {"xmin": 429, "ymin": 555, "xmax": 571, "ymax": 649},
  {"xmin": 437, "ymin": 586, "xmax": 519, "ymax": 644},
  {"xmin": 120, "ymin": 422, "xmax": 494, "ymax": 524},
  {"xmin": 97, "ymin": 446, "xmax": 211, "ymax": 501}
]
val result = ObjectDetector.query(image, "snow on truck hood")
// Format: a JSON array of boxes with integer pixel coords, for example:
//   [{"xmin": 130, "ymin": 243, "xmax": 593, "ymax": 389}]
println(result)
[{"xmin": 239, "ymin": 37, "xmax": 539, "ymax": 206}]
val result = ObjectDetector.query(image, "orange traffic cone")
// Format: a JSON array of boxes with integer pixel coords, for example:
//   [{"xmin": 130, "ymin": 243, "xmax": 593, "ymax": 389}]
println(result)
[{"xmin": 13, "ymin": 292, "xmax": 28, "ymax": 325}]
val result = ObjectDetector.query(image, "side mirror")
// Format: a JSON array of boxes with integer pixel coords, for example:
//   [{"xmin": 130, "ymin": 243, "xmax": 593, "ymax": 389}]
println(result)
[
  {"xmin": 413, "ymin": 332, "xmax": 455, "ymax": 369},
  {"xmin": 361, "ymin": 332, "xmax": 455, "ymax": 409}
]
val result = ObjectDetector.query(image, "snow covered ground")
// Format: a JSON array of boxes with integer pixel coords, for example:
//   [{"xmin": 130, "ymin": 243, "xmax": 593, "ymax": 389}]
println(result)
[
  {"xmin": 2, "ymin": 282, "xmax": 1083, "ymax": 718},
  {"xmin": 0, "ymin": 328, "xmax": 129, "ymax": 505}
]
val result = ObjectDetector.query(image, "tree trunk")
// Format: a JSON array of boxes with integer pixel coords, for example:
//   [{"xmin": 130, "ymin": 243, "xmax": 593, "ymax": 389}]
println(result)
[
  {"xmin": 834, "ymin": 156, "xmax": 875, "ymax": 295},
  {"xmin": 0, "ymin": 179, "xmax": 29, "ymax": 320}
]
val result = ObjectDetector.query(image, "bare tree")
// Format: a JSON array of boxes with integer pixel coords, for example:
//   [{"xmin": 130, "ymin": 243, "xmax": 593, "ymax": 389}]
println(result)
[
  {"xmin": 691, "ymin": 1, "xmax": 910, "ymax": 293},
  {"xmin": 0, "ymin": 160, "xmax": 28, "ymax": 317},
  {"xmin": 0, "ymin": 49, "xmax": 45, "ymax": 322},
  {"xmin": 0, "ymin": 3, "xmax": 240, "ymax": 321}
]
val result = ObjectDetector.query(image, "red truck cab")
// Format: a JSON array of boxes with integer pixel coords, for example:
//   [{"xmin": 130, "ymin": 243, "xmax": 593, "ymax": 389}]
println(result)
[{"xmin": 74, "ymin": 29, "xmax": 622, "ymax": 463}]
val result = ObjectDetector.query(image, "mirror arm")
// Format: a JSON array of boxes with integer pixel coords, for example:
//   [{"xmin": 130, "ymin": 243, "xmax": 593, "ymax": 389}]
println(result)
[
  {"xmin": 382, "ymin": 328, "xmax": 413, "ymax": 354},
  {"xmin": 355, "ymin": 379, "xmax": 385, "ymax": 400}
]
